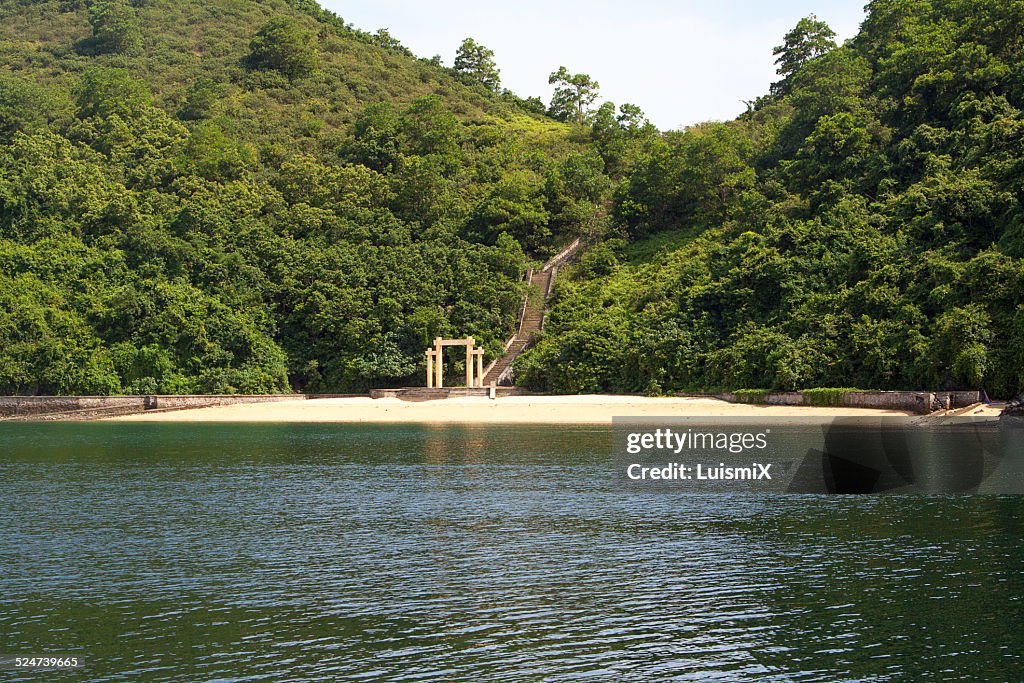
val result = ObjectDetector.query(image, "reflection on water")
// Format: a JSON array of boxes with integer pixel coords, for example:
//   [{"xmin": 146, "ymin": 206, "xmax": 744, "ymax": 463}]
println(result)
[{"xmin": 0, "ymin": 423, "xmax": 1022, "ymax": 681}]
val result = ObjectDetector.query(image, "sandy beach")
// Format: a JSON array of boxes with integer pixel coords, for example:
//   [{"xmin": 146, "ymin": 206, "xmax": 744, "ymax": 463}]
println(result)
[{"xmin": 104, "ymin": 394, "xmax": 950, "ymax": 424}]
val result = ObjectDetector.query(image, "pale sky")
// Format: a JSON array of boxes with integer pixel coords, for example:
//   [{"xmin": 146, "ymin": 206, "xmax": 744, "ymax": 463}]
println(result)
[{"xmin": 322, "ymin": 1, "xmax": 868, "ymax": 130}]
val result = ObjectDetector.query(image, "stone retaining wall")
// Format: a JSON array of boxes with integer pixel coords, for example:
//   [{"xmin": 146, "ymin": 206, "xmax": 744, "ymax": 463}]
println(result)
[
  {"xmin": 717, "ymin": 390, "xmax": 982, "ymax": 414},
  {"xmin": 0, "ymin": 394, "xmax": 311, "ymax": 419},
  {"xmin": 935, "ymin": 391, "xmax": 985, "ymax": 409},
  {"xmin": 840, "ymin": 391, "xmax": 936, "ymax": 413},
  {"xmin": 2, "ymin": 389, "xmax": 534, "ymax": 419},
  {"xmin": 2, "ymin": 389, "xmax": 985, "ymax": 419}
]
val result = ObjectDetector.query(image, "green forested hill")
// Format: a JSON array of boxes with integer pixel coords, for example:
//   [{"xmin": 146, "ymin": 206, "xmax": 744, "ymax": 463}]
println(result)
[
  {"xmin": 4, "ymin": 0, "xmax": 1023, "ymax": 398},
  {"xmin": 0, "ymin": 0, "xmax": 606, "ymax": 394},
  {"xmin": 518, "ymin": 0, "xmax": 1024, "ymax": 398}
]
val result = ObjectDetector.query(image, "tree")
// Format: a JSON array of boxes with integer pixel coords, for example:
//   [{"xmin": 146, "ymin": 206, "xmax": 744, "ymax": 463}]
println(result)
[
  {"xmin": 87, "ymin": 0, "xmax": 143, "ymax": 55},
  {"xmin": 501, "ymin": 92, "xmax": 546, "ymax": 115},
  {"xmin": 590, "ymin": 102, "xmax": 655, "ymax": 177},
  {"xmin": 617, "ymin": 103, "xmax": 647, "ymax": 130},
  {"xmin": 453, "ymin": 38, "xmax": 500, "ymax": 92},
  {"xmin": 470, "ymin": 170, "xmax": 551, "ymax": 250},
  {"xmin": 772, "ymin": 14, "xmax": 837, "ymax": 94},
  {"xmin": 247, "ymin": 18, "xmax": 317, "ymax": 79},
  {"xmin": 75, "ymin": 67, "xmax": 153, "ymax": 120},
  {"xmin": 372, "ymin": 29, "xmax": 411, "ymax": 55},
  {"xmin": 548, "ymin": 67, "xmax": 600, "ymax": 124},
  {"xmin": 178, "ymin": 79, "xmax": 225, "ymax": 121},
  {"xmin": 931, "ymin": 305, "xmax": 992, "ymax": 387},
  {"xmin": 398, "ymin": 95, "xmax": 461, "ymax": 159}
]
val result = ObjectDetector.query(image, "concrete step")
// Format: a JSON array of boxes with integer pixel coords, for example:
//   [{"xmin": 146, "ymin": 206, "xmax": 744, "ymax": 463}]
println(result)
[{"xmin": 370, "ymin": 387, "xmax": 527, "ymax": 401}]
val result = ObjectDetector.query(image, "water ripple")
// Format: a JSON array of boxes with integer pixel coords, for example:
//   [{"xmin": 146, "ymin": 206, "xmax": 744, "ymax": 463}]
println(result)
[{"xmin": 0, "ymin": 423, "xmax": 1022, "ymax": 681}]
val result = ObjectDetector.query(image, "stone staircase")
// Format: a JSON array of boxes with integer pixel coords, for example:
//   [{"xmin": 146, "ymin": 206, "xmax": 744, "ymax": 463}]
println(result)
[
  {"xmin": 520, "ymin": 270, "xmax": 551, "ymax": 331},
  {"xmin": 481, "ymin": 240, "xmax": 579, "ymax": 386}
]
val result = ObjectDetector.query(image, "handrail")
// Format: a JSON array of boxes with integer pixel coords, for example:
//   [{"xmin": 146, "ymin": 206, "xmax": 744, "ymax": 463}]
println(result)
[
  {"xmin": 515, "ymin": 268, "xmax": 534, "ymax": 339},
  {"xmin": 495, "ymin": 341, "xmax": 529, "ymax": 386},
  {"xmin": 542, "ymin": 237, "xmax": 581, "ymax": 272},
  {"xmin": 482, "ymin": 268, "xmax": 533, "ymax": 381}
]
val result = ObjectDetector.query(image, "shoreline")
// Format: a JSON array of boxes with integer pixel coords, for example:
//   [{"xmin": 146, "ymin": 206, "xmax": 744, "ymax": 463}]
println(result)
[{"xmin": 99, "ymin": 394, "xmax": 965, "ymax": 424}]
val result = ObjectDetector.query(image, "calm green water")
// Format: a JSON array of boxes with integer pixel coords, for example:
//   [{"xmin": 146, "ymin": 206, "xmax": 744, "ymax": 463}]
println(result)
[{"xmin": 1, "ymin": 423, "xmax": 1022, "ymax": 681}]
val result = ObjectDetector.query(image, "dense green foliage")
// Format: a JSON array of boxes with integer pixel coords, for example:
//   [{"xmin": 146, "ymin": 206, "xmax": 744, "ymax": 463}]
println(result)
[
  {"xmin": 518, "ymin": 0, "xmax": 1024, "ymax": 398},
  {"xmin": 0, "ymin": 0, "xmax": 602, "ymax": 394},
  {"xmin": 4, "ymin": 0, "xmax": 1022, "ymax": 398}
]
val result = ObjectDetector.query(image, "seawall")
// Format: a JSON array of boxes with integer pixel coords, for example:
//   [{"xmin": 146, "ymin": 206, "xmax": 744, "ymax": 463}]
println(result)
[
  {"xmin": 0, "ymin": 394, "xmax": 358, "ymax": 421},
  {"xmin": 716, "ymin": 390, "xmax": 982, "ymax": 415}
]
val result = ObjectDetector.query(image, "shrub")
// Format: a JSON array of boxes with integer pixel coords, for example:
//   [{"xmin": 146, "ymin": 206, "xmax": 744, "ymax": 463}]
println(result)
[
  {"xmin": 87, "ymin": 0, "xmax": 143, "ymax": 55},
  {"xmin": 246, "ymin": 17, "xmax": 317, "ymax": 79},
  {"xmin": 801, "ymin": 388, "xmax": 864, "ymax": 407},
  {"xmin": 733, "ymin": 389, "xmax": 771, "ymax": 404}
]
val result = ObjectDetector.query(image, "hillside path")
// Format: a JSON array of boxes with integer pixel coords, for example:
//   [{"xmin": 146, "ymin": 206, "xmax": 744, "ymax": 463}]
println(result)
[{"xmin": 481, "ymin": 239, "xmax": 581, "ymax": 386}]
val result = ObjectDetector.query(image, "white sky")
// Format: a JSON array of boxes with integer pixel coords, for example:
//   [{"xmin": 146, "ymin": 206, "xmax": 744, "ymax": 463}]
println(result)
[{"xmin": 321, "ymin": 0, "xmax": 869, "ymax": 130}]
